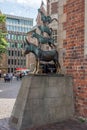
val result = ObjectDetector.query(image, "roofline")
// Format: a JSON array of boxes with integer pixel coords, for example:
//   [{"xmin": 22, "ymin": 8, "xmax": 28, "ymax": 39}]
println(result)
[
  {"xmin": 27, "ymin": 25, "xmax": 37, "ymax": 34},
  {"xmin": 4, "ymin": 14, "xmax": 33, "ymax": 21}
]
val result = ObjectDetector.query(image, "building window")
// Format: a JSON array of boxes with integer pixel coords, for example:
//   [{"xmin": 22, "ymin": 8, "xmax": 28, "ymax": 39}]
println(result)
[
  {"xmin": 52, "ymin": 30, "xmax": 57, "ymax": 43},
  {"xmin": 11, "ymin": 59, "xmax": 13, "ymax": 64},
  {"xmin": 18, "ymin": 51, "xmax": 20, "ymax": 56},
  {"xmin": 7, "ymin": 34, "xmax": 10, "ymax": 39},
  {"xmin": 12, "ymin": 51, "xmax": 14, "ymax": 56},
  {"xmin": 18, "ymin": 59, "xmax": 20, "ymax": 65},
  {"xmin": 8, "ymin": 42, "xmax": 10, "ymax": 48},
  {"xmin": 14, "ymin": 59, "xmax": 16, "ymax": 65},
  {"xmin": 8, "ymin": 50, "xmax": 11, "ymax": 56},
  {"xmin": 8, "ymin": 68, "xmax": 10, "ymax": 73},
  {"xmin": 15, "ymin": 42, "xmax": 17, "ymax": 48},
  {"xmin": 11, "ymin": 68, "xmax": 13, "ymax": 72},
  {"xmin": 15, "ymin": 51, "xmax": 17, "ymax": 56},
  {"xmin": 11, "ymin": 43, "xmax": 15, "ymax": 48},
  {"xmin": 13, "ymin": 34, "xmax": 17, "ymax": 40},
  {"xmin": 51, "ymin": 2, "xmax": 58, "ymax": 14},
  {"xmin": 8, "ymin": 59, "xmax": 10, "ymax": 65}
]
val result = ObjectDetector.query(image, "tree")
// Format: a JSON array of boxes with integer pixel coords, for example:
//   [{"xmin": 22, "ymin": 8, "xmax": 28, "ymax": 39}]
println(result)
[{"xmin": 0, "ymin": 13, "xmax": 7, "ymax": 58}]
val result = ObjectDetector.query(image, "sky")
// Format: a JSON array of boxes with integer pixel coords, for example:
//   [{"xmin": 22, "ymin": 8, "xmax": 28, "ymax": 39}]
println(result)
[{"xmin": 0, "ymin": 0, "xmax": 46, "ymax": 25}]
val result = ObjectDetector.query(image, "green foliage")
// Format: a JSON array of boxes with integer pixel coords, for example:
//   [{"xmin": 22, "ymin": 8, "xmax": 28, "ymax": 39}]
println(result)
[
  {"xmin": 0, "ymin": 14, "xmax": 7, "ymax": 58},
  {"xmin": 78, "ymin": 117, "xmax": 86, "ymax": 123},
  {"xmin": 0, "ymin": 14, "xmax": 6, "ymax": 23}
]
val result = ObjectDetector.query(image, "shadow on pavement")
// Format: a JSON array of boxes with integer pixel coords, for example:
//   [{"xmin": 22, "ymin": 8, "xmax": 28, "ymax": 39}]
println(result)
[{"xmin": 0, "ymin": 118, "xmax": 87, "ymax": 130}]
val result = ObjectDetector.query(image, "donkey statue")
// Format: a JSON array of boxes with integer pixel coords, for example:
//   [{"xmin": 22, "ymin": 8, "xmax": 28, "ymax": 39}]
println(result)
[{"xmin": 23, "ymin": 39, "xmax": 61, "ymax": 74}]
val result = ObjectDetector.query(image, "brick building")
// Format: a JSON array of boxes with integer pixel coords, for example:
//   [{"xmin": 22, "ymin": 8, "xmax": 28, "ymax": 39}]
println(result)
[{"xmin": 47, "ymin": 0, "xmax": 87, "ymax": 117}]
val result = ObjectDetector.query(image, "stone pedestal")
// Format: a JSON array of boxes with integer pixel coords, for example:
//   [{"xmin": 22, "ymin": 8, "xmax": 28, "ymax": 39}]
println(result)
[{"xmin": 10, "ymin": 74, "xmax": 74, "ymax": 130}]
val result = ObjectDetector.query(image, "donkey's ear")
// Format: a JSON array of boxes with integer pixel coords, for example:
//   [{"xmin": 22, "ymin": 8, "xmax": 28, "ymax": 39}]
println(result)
[
  {"xmin": 33, "ymin": 29, "xmax": 36, "ymax": 33},
  {"xmin": 25, "ymin": 38, "xmax": 30, "ymax": 45}
]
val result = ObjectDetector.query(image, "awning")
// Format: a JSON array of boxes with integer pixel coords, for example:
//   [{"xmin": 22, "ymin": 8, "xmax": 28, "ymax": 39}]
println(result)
[{"xmin": 16, "ymin": 68, "xmax": 27, "ymax": 71}]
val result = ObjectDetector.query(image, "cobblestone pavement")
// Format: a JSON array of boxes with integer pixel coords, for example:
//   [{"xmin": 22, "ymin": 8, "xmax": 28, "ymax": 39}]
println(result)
[
  {"xmin": 0, "ymin": 78, "xmax": 87, "ymax": 130},
  {"xmin": 0, "ymin": 78, "xmax": 21, "ymax": 130}
]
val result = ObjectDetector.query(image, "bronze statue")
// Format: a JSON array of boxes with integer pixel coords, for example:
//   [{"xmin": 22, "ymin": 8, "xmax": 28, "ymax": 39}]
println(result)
[
  {"xmin": 32, "ymin": 31, "xmax": 55, "ymax": 48},
  {"xmin": 38, "ymin": 8, "xmax": 58, "ymax": 24},
  {"xmin": 24, "ymin": 39, "xmax": 60, "ymax": 74},
  {"xmin": 23, "ymin": 7, "xmax": 61, "ymax": 74},
  {"xmin": 38, "ymin": 25, "xmax": 52, "ymax": 36}
]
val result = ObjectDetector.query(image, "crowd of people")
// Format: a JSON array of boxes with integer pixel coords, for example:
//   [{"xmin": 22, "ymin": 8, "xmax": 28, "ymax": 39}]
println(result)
[
  {"xmin": 2, "ymin": 72, "xmax": 24, "ymax": 82},
  {"xmin": 0, "ymin": 69, "xmax": 30, "ymax": 82}
]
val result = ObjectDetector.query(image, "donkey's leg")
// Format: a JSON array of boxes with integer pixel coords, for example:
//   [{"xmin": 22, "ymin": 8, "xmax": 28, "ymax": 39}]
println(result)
[
  {"xmin": 54, "ymin": 60, "xmax": 61, "ymax": 73},
  {"xmin": 53, "ymin": 60, "xmax": 58, "ymax": 73},
  {"xmin": 32, "ymin": 68, "xmax": 36, "ymax": 74},
  {"xmin": 49, "ymin": 44, "xmax": 56, "ymax": 49},
  {"xmin": 36, "ymin": 59, "xmax": 40, "ymax": 74},
  {"xmin": 53, "ymin": 44, "xmax": 56, "ymax": 49},
  {"xmin": 57, "ymin": 62, "xmax": 61, "ymax": 73},
  {"xmin": 32, "ymin": 60, "xmax": 38, "ymax": 74}
]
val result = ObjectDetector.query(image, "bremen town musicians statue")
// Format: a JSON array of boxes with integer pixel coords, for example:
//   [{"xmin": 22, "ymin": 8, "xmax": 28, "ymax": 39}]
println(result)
[{"xmin": 23, "ymin": 7, "xmax": 61, "ymax": 74}]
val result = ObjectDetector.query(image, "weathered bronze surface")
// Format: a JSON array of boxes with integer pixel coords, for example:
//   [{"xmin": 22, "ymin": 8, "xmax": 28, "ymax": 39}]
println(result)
[
  {"xmin": 24, "ymin": 7, "xmax": 60, "ymax": 74},
  {"xmin": 38, "ymin": 25, "xmax": 52, "ymax": 36},
  {"xmin": 24, "ymin": 39, "xmax": 60, "ymax": 74},
  {"xmin": 38, "ymin": 8, "xmax": 58, "ymax": 24},
  {"xmin": 32, "ymin": 31, "xmax": 55, "ymax": 48}
]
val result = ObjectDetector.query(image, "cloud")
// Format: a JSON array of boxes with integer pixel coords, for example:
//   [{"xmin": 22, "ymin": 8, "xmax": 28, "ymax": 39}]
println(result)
[
  {"xmin": 10, "ymin": 12, "xmax": 15, "ymax": 15},
  {"xmin": 0, "ymin": 0, "xmax": 46, "ymax": 25},
  {"xmin": 0, "ymin": 0, "xmax": 3, "ymax": 2},
  {"xmin": 0, "ymin": 0, "xmax": 15, "ymax": 3},
  {"xmin": 16, "ymin": 0, "xmax": 46, "ymax": 5},
  {"xmin": 16, "ymin": 0, "xmax": 46, "ymax": 9},
  {"xmin": 0, "ymin": 0, "xmax": 46, "ymax": 8}
]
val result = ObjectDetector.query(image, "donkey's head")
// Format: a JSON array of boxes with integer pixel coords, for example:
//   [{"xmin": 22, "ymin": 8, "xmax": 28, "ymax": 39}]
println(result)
[
  {"xmin": 32, "ymin": 30, "xmax": 38, "ymax": 38},
  {"xmin": 22, "ymin": 38, "xmax": 30, "ymax": 56},
  {"xmin": 32, "ymin": 32, "xmax": 35, "ymax": 38},
  {"xmin": 24, "ymin": 44, "xmax": 30, "ymax": 55}
]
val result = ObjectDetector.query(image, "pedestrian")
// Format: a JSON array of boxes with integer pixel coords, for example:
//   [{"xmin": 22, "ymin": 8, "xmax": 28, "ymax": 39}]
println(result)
[
  {"xmin": 19, "ymin": 73, "xmax": 22, "ymax": 80},
  {"xmin": 16, "ymin": 73, "xmax": 19, "ymax": 81},
  {"xmin": 10, "ymin": 73, "xmax": 13, "ymax": 81}
]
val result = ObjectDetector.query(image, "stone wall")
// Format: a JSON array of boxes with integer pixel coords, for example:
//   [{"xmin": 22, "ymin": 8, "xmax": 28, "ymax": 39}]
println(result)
[{"xmin": 47, "ymin": 0, "xmax": 87, "ymax": 118}]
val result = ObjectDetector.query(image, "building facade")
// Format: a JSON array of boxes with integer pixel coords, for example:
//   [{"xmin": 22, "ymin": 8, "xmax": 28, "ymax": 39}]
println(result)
[
  {"xmin": 6, "ymin": 14, "xmax": 33, "ymax": 73},
  {"xmin": 47, "ymin": 0, "xmax": 87, "ymax": 118}
]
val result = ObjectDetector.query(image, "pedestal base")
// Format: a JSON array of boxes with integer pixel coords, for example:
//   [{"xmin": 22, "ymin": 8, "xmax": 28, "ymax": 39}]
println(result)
[{"xmin": 10, "ymin": 74, "xmax": 74, "ymax": 130}]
